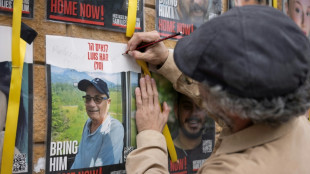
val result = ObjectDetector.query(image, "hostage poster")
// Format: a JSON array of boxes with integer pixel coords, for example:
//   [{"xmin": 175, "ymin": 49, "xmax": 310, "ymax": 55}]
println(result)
[
  {"xmin": 45, "ymin": 35, "xmax": 141, "ymax": 173},
  {"xmin": 151, "ymin": 72, "xmax": 215, "ymax": 174},
  {"xmin": 0, "ymin": 0, "xmax": 34, "ymax": 18},
  {"xmin": 0, "ymin": 26, "xmax": 33, "ymax": 173},
  {"xmin": 156, "ymin": 0, "xmax": 222, "ymax": 39},
  {"xmin": 46, "ymin": 0, "xmax": 144, "ymax": 33}
]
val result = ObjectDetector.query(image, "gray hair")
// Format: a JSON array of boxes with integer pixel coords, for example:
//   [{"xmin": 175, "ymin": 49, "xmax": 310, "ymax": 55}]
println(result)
[{"xmin": 201, "ymin": 75, "xmax": 310, "ymax": 125}]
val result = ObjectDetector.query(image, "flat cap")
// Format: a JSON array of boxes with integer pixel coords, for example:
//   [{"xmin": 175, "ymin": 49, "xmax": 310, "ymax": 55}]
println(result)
[{"xmin": 174, "ymin": 5, "xmax": 310, "ymax": 99}]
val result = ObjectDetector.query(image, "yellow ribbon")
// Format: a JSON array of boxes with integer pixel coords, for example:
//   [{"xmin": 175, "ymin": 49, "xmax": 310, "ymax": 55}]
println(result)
[
  {"xmin": 126, "ymin": 0, "xmax": 138, "ymax": 37},
  {"xmin": 273, "ymin": 0, "xmax": 277, "ymax": 9},
  {"xmin": 0, "ymin": 0, "xmax": 26, "ymax": 173}
]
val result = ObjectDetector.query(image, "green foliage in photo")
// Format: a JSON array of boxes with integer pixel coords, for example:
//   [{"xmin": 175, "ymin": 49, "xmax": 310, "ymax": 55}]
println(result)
[{"xmin": 51, "ymin": 82, "xmax": 123, "ymax": 143}]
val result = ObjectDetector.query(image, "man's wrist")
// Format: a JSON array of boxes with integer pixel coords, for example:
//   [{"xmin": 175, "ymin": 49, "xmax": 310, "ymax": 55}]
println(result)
[
  {"xmin": 157, "ymin": 49, "xmax": 169, "ymax": 69},
  {"xmin": 137, "ymin": 130, "xmax": 167, "ymax": 149}
]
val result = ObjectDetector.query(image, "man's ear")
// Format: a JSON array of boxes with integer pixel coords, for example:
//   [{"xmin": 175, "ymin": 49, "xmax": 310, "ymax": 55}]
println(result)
[{"xmin": 107, "ymin": 99, "xmax": 111, "ymax": 104}]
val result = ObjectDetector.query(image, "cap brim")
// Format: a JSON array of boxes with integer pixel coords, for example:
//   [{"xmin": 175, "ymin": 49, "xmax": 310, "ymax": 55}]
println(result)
[
  {"xmin": 174, "ymin": 37, "xmax": 196, "ymax": 80},
  {"xmin": 174, "ymin": 24, "xmax": 216, "ymax": 82}
]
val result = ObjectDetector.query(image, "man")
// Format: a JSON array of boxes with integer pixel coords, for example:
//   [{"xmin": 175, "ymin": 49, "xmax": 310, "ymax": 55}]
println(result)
[
  {"xmin": 169, "ymin": 92, "xmax": 214, "ymax": 173},
  {"xmin": 125, "ymin": 5, "xmax": 310, "ymax": 173},
  {"xmin": 71, "ymin": 78, "xmax": 124, "ymax": 169}
]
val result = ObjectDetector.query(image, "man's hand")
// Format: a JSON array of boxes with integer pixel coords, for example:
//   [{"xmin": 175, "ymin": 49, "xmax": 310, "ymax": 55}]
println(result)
[
  {"xmin": 135, "ymin": 75, "xmax": 170, "ymax": 133},
  {"xmin": 127, "ymin": 31, "xmax": 169, "ymax": 66}
]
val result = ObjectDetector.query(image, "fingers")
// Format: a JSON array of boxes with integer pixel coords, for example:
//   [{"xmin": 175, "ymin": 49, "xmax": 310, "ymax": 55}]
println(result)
[
  {"xmin": 158, "ymin": 102, "xmax": 170, "ymax": 132},
  {"xmin": 128, "ymin": 50, "xmax": 149, "ymax": 61},
  {"xmin": 137, "ymin": 75, "xmax": 160, "ymax": 110},
  {"xmin": 152, "ymin": 78, "xmax": 159, "ymax": 107},
  {"xmin": 135, "ymin": 75, "xmax": 171, "ymax": 133},
  {"xmin": 139, "ymin": 77, "xmax": 149, "ymax": 108},
  {"xmin": 145, "ymin": 75, "xmax": 154, "ymax": 107},
  {"xmin": 127, "ymin": 31, "xmax": 160, "ymax": 51},
  {"xmin": 162, "ymin": 102, "xmax": 170, "ymax": 123},
  {"xmin": 135, "ymin": 87, "xmax": 142, "ymax": 109}
]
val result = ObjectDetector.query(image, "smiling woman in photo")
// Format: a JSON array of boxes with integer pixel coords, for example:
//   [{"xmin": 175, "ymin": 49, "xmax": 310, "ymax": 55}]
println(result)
[{"xmin": 285, "ymin": 0, "xmax": 310, "ymax": 37}]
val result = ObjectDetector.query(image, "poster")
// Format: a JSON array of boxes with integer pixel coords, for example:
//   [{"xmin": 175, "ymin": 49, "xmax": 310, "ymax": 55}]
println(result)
[
  {"xmin": 45, "ymin": 35, "xmax": 141, "ymax": 173},
  {"xmin": 283, "ymin": 0, "xmax": 310, "ymax": 40},
  {"xmin": 0, "ymin": 26, "xmax": 33, "ymax": 173},
  {"xmin": 46, "ymin": 0, "xmax": 144, "ymax": 33},
  {"xmin": 151, "ymin": 72, "xmax": 215, "ymax": 174},
  {"xmin": 0, "ymin": 0, "xmax": 34, "ymax": 18},
  {"xmin": 155, "ymin": 0, "xmax": 222, "ymax": 39}
]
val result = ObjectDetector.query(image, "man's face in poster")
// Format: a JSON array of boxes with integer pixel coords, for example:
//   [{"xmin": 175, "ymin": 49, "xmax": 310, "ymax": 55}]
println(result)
[
  {"xmin": 286, "ymin": 0, "xmax": 310, "ymax": 36},
  {"xmin": 85, "ymin": 85, "xmax": 111, "ymax": 122},
  {"xmin": 178, "ymin": 0, "xmax": 210, "ymax": 24},
  {"xmin": 175, "ymin": 94, "xmax": 206, "ymax": 139}
]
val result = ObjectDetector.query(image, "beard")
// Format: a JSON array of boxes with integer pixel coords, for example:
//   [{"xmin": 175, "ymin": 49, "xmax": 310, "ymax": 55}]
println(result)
[{"xmin": 179, "ymin": 117, "xmax": 205, "ymax": 139}]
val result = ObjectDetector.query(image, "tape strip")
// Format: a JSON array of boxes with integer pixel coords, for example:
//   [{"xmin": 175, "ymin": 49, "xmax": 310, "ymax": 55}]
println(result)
[
  {"xmin": 0, "ymin": 0, "xmax": 25, "ymax": 173},
  {"xmin": 136, "ymin": 60, "xmax": 178, "ymax": 162},
  {"xmin": 273, "ymin": 0, "xmax": 277, "ymax": 9},
  {"xmin": 126, "ymin": 0, "xmax": 138, "ymax": 37}
]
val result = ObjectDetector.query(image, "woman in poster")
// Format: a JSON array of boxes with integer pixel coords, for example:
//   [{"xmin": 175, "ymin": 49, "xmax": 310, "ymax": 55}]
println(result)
[{"xmin": 285, "ymin": 0, "xmax": 310, "ymax": 37}]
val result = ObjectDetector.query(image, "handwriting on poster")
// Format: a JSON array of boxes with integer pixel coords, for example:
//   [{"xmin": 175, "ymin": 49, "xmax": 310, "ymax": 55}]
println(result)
[{"xmin": 88, "ymin": 42, "xmax": 109, "ymax": 71}]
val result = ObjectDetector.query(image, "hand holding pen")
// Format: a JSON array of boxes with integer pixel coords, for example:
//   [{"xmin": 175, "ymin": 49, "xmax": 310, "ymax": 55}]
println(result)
[{"xmin": 126, "ymin": 31, "xmax": 182, "ymax": 66}]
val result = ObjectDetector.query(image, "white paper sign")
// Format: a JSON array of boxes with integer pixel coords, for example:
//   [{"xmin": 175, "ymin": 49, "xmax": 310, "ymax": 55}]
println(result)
[
  {"xmin": 0, "ymin": 26, "xmax": 33, "ymax": 63},
  {"xmin": 46, "ymin": 35, "xmax": 141, "ymax": 73}
]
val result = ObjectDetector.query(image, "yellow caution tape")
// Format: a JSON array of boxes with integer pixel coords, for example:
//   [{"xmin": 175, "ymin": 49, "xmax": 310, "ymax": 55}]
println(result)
[
  {"xmin": 136, "ymin": 60, "xmax": 178, "ymax": 162},
  {"xmin": 0, "ymin": 0, "xmax": 26, "ymax": 173}
]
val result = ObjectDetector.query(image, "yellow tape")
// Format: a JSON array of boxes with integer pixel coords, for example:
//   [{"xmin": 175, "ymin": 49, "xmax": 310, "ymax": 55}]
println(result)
[
  {"xmin": 136, "ymin": 60, "xmax": 178, "ymax": 162},
  {"xmin": 126, "ymin": 0, "xmax": 138, "ymax": 37},
  {"xmin": 1, "ymin": 39, "xmax": 27, "ymax": 174},
  {"xmin": 0, "ymin": 0, "xmax": 25, "ymax": 172},
  {"xmin": 273, "ymin": 0, "xmax": 277, "ymax": 9}
]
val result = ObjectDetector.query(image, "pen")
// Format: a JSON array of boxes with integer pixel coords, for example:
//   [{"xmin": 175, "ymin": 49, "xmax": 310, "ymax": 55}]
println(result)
[{"xmin": 123, "ymin": 32, "xmax": 182, "ymax": 55}]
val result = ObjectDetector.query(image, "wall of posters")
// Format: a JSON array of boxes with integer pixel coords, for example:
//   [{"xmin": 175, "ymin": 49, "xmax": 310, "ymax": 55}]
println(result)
[
  {"xmin": 45, "ymin": 35, "xmax": 140, "ymax": 173},
  {"xmin": 0, "ymin": 0, "xmax": 34, "ymax": 18},
  {"xmin": 155, "ymin": 0, "xmax": 222, "ymax": 39},
  {"xmin": 46, "ymin": 0, "xmax": 144, "ymax": 33},
  {"xmin": 0, "ymin": 26, "xmax": 33, "ymax": 173}
]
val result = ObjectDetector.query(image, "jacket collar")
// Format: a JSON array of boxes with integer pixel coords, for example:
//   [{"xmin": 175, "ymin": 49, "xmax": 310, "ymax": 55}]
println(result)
[{"xmin": 215, "ymin": 116, "xmax": 302, "ymax": 155}]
